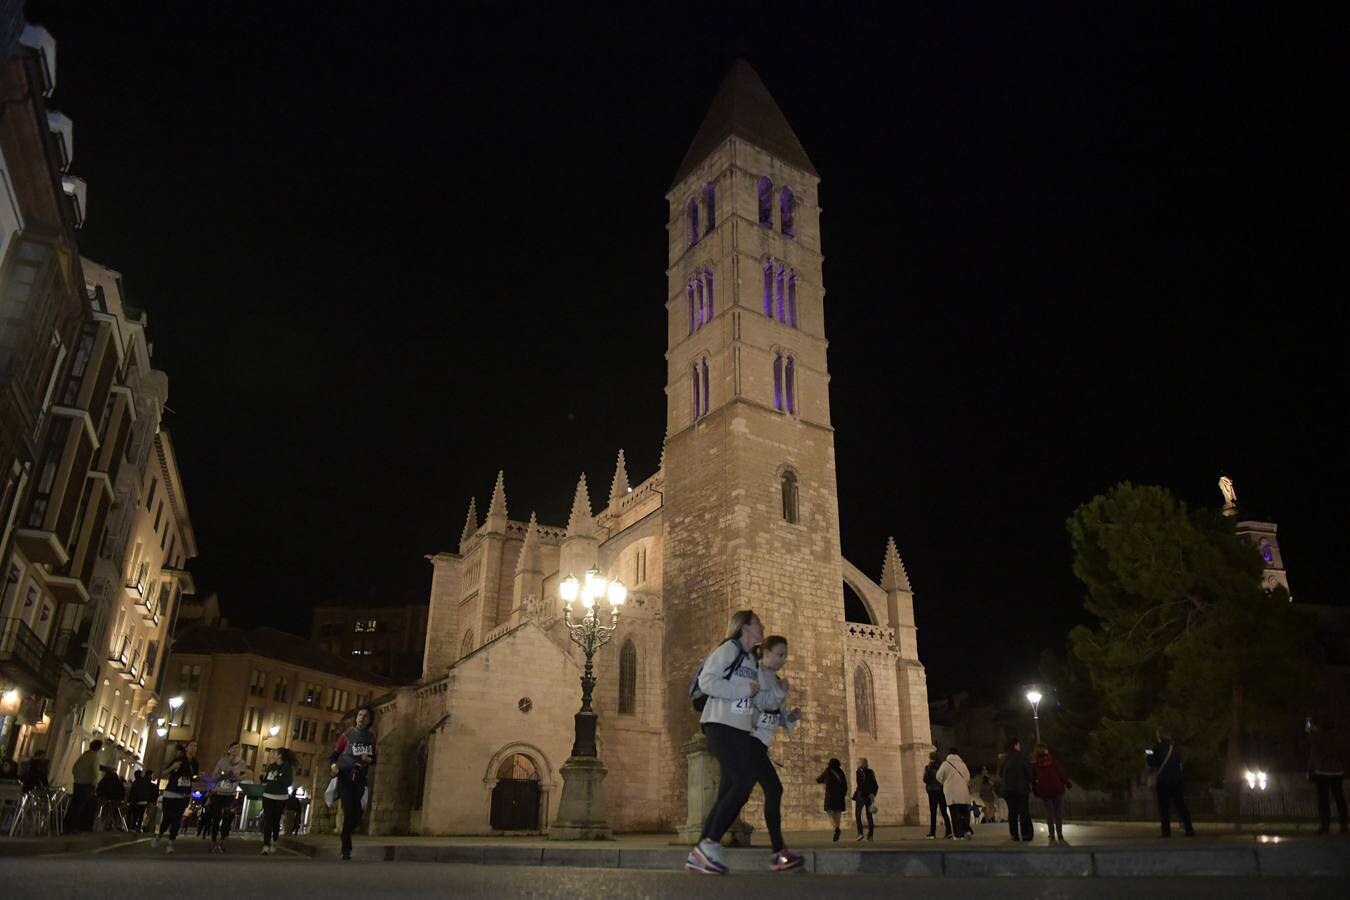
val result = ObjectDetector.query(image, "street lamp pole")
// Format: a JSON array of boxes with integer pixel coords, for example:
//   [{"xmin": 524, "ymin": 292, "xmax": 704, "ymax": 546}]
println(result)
[
  {"xmin": 549, "ymin": 568, "xmax": 626, "ymax": 840},
  {"xmin": 1025, "ymin": 690, "xmax": 1042, "ymax": 744}
]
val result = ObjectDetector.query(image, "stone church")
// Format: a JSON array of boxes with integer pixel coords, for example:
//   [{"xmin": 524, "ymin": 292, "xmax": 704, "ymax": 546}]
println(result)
[{"xmin": 365, "ymin": 61, "xmax": 934, "ymax": 836}]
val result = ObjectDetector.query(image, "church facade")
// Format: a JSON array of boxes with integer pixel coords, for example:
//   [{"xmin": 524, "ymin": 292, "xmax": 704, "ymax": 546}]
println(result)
[{"xmin": 365, "ymin": 62, "xmax": 934, "ymax": 836}]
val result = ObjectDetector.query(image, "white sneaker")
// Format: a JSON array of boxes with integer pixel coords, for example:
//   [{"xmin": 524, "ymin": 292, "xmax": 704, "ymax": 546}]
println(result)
[
  {"xmin": 165, "ymin": 843, "xmax": 176, "ymax": 854},
  {"xmin": 150, "ymin": 836, "xmax": 161, "ymax": 849},
  {"xmin": 697, "ymin": 838, "xmax": 727, "ymax": 870},
  {"xmin": 261, "ymin": 845, "xmax": 271, "ymax": 855}
]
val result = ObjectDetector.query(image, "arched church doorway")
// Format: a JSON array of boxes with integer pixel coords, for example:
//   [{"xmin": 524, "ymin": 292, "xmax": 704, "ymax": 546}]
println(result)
[{"xmin": 490, "ymin": 753, "xmax": 541, "ymax": 831}]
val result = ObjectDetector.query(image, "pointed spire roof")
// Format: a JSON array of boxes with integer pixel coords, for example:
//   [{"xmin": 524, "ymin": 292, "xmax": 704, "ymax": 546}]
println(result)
[
  {"xmin": 880, "ymin": 536, "xmax": 911, "ymax": 592},
  {"xmin": 515, "ymin": 512, "xmax": 541, "ymax": 574},
  {"xmin": 459, "ymin": 497, "xmax": 479, "ymax": 550},
  {"xmin": 485, "ymin": 470, "xmax": 508, "ymax": 523},
  {"xmin": 608, "ymin": 449, "xmax": 630, "ymax": 507},
  {"xmin": 566, "ymin": 473, "xmax": 595, "ymax": 538},
  {"xmin": 671, "ymin": 60, "xmax": 817, "ymax": 188}
]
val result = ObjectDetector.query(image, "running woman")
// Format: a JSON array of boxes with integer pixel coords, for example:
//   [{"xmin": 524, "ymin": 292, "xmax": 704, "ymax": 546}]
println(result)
[
  {"xmin": 151, "ymin": 741, "xmax": 198, "ymax": 854},
  {"xmin": 205, "ymin": 741, "xmax": 248, "ymax": 852},
  {"xmin": 685, "ymin": 609, "xmax": 763, "ymax": 876},
  {"xmin": 259, "ymin": 747, "xmax": 296, "ymax": 855},
  {"xmin": 751, "ymin": 635, "xmax": 804, "ymax": 871},
  {"xmin": 329, "ymin": 706, "xmax": 377, "ymax": 861}
]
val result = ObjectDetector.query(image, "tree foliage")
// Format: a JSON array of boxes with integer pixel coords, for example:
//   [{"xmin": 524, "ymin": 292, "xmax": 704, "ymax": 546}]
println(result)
[{"xmin": 1062, "ymin": 483, "xmax": 1318, "ymax": 790}]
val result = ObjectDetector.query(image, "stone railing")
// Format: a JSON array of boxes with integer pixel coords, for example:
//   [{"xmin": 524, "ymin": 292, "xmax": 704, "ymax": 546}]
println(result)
[{"xmin": 843, "ymin": 622, "xmax": 896, "ymax": 650}]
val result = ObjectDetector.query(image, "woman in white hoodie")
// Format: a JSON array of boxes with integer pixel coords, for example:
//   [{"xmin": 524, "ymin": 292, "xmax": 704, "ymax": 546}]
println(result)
[
  {"xmin": 936, "ymin": 747, "xmax": 974, "ymax": 839},
  {"xmin": 750, "ymin": 635, "xmax": 803, "ymax": 872},
  {"xmin": 684, "ymin": 610, "xmax": 763, "ymax": 876}
]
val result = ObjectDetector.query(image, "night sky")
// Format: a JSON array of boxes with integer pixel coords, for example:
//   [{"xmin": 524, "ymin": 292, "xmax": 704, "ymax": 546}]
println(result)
[{"xmin": 24, "ymin": 2, "xmax": 1349, "ymax": 699}]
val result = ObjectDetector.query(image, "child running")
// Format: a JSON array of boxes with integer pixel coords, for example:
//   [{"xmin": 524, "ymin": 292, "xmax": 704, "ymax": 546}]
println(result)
[
  {"xmin": 685, "ymin": 610, "xmax": 763, "ymax": 876},
  {"xmin": 151, "ymin": 741, "xmax": 198, "ymax": 853},
  {"xmin": 330, "ymin": 706, "xmax": 378, "ymax": 861},
  {"xmin": 751, "ymin": 635, "xmax": 804, "ymax": 871},
  {"xmin": 259, "ymin": 747, "xmax": 297, "ymax": 855}
]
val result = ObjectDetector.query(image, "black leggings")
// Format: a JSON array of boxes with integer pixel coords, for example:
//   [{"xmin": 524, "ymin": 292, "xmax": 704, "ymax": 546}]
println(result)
[
  {"xmin": 747, "ymin": 738, "xmax": 785, "ymax": 852},
  {"xmin": 206, "ymin": 794, "xmax": 235, "ymax": 841},
  {"xmin": 338, "ymin": 778, "xmax": 365, "ymax": 856},
  {"xmin": 700, "ymin": 723, "xmax": 757, "ymax": 844},
  {"xmin": 262, "ymin": 797, "xmax": 285, "ymax": 845},
  {"xmin": 158, "ymin": 797, "xmax": 189, "ymax": 840},
  {"xmin": 927, "ymin": 791, "xmax": 951, "ymax": 836},
  {"xmin": 855, "ymin": 799, "xmax": 874, "ymax": 837}
]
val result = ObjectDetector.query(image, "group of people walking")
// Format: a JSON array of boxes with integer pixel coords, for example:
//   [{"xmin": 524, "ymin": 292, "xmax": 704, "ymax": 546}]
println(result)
[
  {"xmin": 815, "ymin": 757, "xmax": 879, "ymax": 842},
  {"xmin": 921, "ymin": 738, "xmax": 1073, "ymax": 843}
]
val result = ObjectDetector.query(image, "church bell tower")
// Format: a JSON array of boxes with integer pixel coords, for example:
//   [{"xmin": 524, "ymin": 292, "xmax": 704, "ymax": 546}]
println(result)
[{"xmin": 660, "ymin": 61, "xmax": 848, "ymax": 827}]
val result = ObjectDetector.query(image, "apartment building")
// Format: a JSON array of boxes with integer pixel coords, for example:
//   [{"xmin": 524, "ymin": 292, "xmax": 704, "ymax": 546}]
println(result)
[
  {"xmin": 157, "ymin": 626, "xmax": 389, "ymax": 798},
  {"xmin": 310, "ymin": 603, "xmax": 427, "ymax": 683}
]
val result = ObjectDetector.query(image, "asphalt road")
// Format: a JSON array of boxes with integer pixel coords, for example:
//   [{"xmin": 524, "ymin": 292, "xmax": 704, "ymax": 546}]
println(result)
[{"xmin": 0, "ymin": 842, "xmax": 1326, "ymax": 900}]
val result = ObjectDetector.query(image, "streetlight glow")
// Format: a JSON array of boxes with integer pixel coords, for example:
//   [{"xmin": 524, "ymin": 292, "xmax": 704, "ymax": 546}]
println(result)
[
  {"xmin": 559, "ymin": 574, "xmax": 580, "ymax": 604},
  {"xmin": 583, "ymin": 568, "xmax": 606, "ymax": 601},
  {"xmin": 269, "ymin": 724, "xmax": 280, "ymax": 737},
  {"xmin": 168, "ymin": 695, "xmax": 184, "ymax": 710},
  {"xmin": 607, "ymin": 580, "xmax": 627, "ymax": 607},
  {"xmin": 156, "ymin": 726, "xmax": 168, "ymax": 738},
  {"xmin": 1025, "ymin": 688, "xmax": 1043, "ymax": 743},
  {"xmin": 1025, "ymin": 690, "xmax": 1042, "ymax": 706}
]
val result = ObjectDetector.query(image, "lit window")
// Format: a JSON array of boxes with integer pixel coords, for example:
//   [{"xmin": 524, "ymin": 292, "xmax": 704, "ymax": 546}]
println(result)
[
  {"xmin": 780, "ymin": 186, "xmax": 795, "ymax": 238},
  {"xmin": 757, "ymin": 176, "xmax": 773, "ymax": 226}
]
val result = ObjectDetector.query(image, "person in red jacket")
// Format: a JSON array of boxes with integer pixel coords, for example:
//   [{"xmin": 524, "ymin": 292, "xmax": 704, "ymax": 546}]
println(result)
[{"xmin": 1032, "ymin": 743, "xmax": 1072, "ymax": 844}]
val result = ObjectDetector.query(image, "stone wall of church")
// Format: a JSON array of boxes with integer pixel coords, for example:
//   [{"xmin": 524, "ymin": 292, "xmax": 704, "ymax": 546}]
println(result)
[{"xmin": 843, "ymin": 635, "xmax": 909, "ymax": 826}]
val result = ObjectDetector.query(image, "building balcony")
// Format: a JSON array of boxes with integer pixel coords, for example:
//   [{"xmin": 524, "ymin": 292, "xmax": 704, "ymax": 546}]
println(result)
[
  {"xmin": 12, "ymin": 527, "xmax": 70, "ymax": 567},
  {"xmin": 137, "ymin": 595, "xmax": 160, "ymax": 626},
  {"xmin": 0, "ymin": 617, "xmax": 62, "ymax": 698},
  {"xmin": 107, "ymin": 644, "xmax": 133, "ymax": 680},
  {"xmin": 44, "ymin": 573, "xmax": 90, "ymax": 605}
]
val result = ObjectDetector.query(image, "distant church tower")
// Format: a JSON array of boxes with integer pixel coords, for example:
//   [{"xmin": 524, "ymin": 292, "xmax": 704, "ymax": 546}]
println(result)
[{"xmin": 661, "ymin": 61, "xmax": 850, "ymax": 825}]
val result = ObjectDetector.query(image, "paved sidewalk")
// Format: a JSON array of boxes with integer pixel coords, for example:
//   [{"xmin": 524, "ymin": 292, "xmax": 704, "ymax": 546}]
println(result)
[
  {"xmin": 280, "ymin": 822, "xmax": 1350, "ymax": 877},
  {"xmin": 0, "ymin": 831, "xmax": 143, "ymax": 857}
]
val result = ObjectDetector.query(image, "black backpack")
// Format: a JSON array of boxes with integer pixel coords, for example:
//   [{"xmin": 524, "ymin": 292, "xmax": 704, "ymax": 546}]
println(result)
[{"xmin": 689, "ymin": 639, "xmax": 748, "ymax": 711}]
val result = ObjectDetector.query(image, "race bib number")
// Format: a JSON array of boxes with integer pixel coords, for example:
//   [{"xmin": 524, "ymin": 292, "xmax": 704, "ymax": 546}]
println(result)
[
  {"xmin": 734, "ymin": 697, "xmax": 757, "ymax": 711},
  {"xmin": 758, "ymin": 711, "xmax": 781, "ymax": 729}
]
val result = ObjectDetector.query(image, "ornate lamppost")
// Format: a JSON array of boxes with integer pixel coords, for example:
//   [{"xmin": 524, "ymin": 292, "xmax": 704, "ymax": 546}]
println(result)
[{"xmin": 548, "ymin": 567, "xmax": 625, "ymax": 840}]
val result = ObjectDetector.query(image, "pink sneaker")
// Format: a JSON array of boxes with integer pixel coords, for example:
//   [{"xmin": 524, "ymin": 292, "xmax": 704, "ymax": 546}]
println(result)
[{"xmin": 770, "ymin": 848, "xmax": 803, "ymax": 871}]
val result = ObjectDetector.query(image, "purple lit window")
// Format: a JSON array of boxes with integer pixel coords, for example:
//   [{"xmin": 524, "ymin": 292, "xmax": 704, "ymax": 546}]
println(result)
[
  {"xmin": 773, "ymin": 353, "xmax": 783, "ymax": 411},
  {"xmin": 692, "ymin": 363, "xmax": 700, "ymax": 420},
  {"xmin": 688, "ymin": 198, "xmax": 699, "ymax": 246},
  {"xmin": 704, "ymin": 182, "xmax": 716, "ymax": 235},
  {"xmin": 701, "ymin": 357, "xmax": 709, "ymax": 414},
  {"xmin": 1261, "ymin": 541, "xmax": 1274, "ymax": 563},
  {"xmin": 776, "ymin": 266, "xmax": 786, "ymax": 322},
  {"xmin": 788, "ymin": 272, "xmax": 797, "ymax": 328},
  {"xmin": 696, "ymin": 275, "xmax": 705, "ymax": 327},
  {"xmin": 763, "ymin": 261, "xmax": 773, "ymax": 317},
  {"xmin": 780, "ymin": 187, "xmax": 795, "ymax": 237},
  {"xmin": 785, "ymin": 356, "xmax": 796, "ymax": 414},
  {"xmin": 758, "ymin": 176, "xmax": 773, "ymax": 227},
  {"xmin": 704, "ymin": 267, "xmax": 714, "ymax": 320},
  {"xmin": 688, "ymin": 281, "xmax": 695, "ymax": 334}
]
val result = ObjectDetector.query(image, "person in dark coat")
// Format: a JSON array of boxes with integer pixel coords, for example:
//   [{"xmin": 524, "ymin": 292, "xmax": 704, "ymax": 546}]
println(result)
[
  {"xmin": 1147, "ymin": 727, "xmax": 1194, "ymax": 837},
  {"xmin": 127, "ymin": 770, "xmax": 158, "ymax": 831},
  {"xmin": 923, "ymin": 751, "xmax": 952, "ymax": 839},
  {"xmin": 815, "ymin": 758, "xmax": 848, "ymax": 841},
  {"xmin": 1306, "ymin": 718, "xmax": 1347, "ymax": 835},
  {"xmin": 96, "ymin": 769, "xmax": 126, "ymax": 831},
  {"xmin": 852, "ymin": 758, "xmax": 879, "ymax": 841},
  {"xmin": 999, "ymin": 737, "xmax": 1034, "ymax": 841},
  {"xmin": 19, "ymin": 750, "xmax": 49, "ymax": 793}
]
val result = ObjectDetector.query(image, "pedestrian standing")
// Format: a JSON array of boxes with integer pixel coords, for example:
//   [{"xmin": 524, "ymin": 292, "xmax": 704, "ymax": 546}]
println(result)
[
  {"xmin": 205, "ymin": 741, "xmax": 248, "ymax": 852},
  {"xmin": 1032, "ymin": 743, "xmax": 1072, "ymax": 844},
  {"xmin": 936, "ymin": 747, "xmax": 974, "ymax": 839},
  {"xmin": 853, "ymin": 758, "xmax": 879, "ymax": 841},
  {"xmin": 96, "ymin": 768, "xmax": 126, "ymax": 831},
  {"xmin": 330, "ymin": 706, "xmax": 378, "ymax": 861},
  {"xmin": 1306, "ymin": 718, "xmax": 1347, "ymax": 835},
  {"xmin": 1146, "ymin": 728, "xmax": 1195, "ymax": 838},
  {"xmin": 979, "ymin": 770, "xmax": 998, "ymax": 823},
  {"xmin": 815, "ymin": 758, "xmax": 849, "ymax": 841},
  {"xmin": 259, "ymin": 747, "xmax": 297, "ymax": 854},
  {"xmin": 63, "ymin": 739, "xmax": 103, "ymax": 834},
  {"xmin": 999, "ymin": 737, "xmax": 1035, "ymax": 841},
  {"xmin": 923, "ymin": 751, "xmax": 952, "ymax": 839},
  {"xmin": 684, "ymin": 610, "xmax": 764, "ymax": 875},
  {"xmin": 749, "ymin": 635, "xmax": 804, "ymax": 871},
  {"xmin": 152, "ymin": 741, "xmax": 199, "ymax": 853}
]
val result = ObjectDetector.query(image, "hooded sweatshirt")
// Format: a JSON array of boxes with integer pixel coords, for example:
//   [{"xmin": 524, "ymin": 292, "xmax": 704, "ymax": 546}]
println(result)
[
  {"xmin": 162, "ymin": 754, "xmax": 199, "ymax": 799},
  {"xmin": 261, "ymin": 759, "xmax": 295, "ymax": 800},
  {"xmin": 752, "ymin": 666, "xmax": 798, "ymax": 747},
  {"xmin": 936, "ymin": 753, "xmax": 972, "ymax": 805},
  {"xmin": 697, "ymin": 639, "xmax": 759, "ymax": 731},
  {"xmin": 331, "ymin": 726, "xmax": 377, "ymax": 786},
  {"xmin": 209, "ymin": 754, "xmax": 247, "ymax": 796}
]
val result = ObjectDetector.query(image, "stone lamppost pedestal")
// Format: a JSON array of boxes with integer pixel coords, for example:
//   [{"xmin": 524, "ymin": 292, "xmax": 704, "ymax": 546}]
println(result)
[{"xmin": 549, "ymin": 751, "xmax": 611, "ymax": 840}]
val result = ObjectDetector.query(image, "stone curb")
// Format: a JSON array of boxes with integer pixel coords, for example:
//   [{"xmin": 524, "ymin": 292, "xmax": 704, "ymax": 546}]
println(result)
[
  {"xmin": 275, "ymin": 838, "xmax": 1350, "ymax": 877},
  {"xmin": 0, "ymin": 833, "xmax": 144, "ymax": 857}
]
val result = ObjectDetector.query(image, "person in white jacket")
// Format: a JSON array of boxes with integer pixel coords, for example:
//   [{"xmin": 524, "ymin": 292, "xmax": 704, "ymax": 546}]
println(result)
[
  {"xmin": 204, "ymin": 741, "xmax": 250, "ymax": 853},
  {"xmin": 685, "ymin": 610, "xmax": 763, "ymax": 876},
  {"xmin": 936, "ymin": 748, "xmax": 974, "ymax": 839},
  {"xmin": 750, "ymin": 635, "xmax": 803, "ymax": 871}
]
